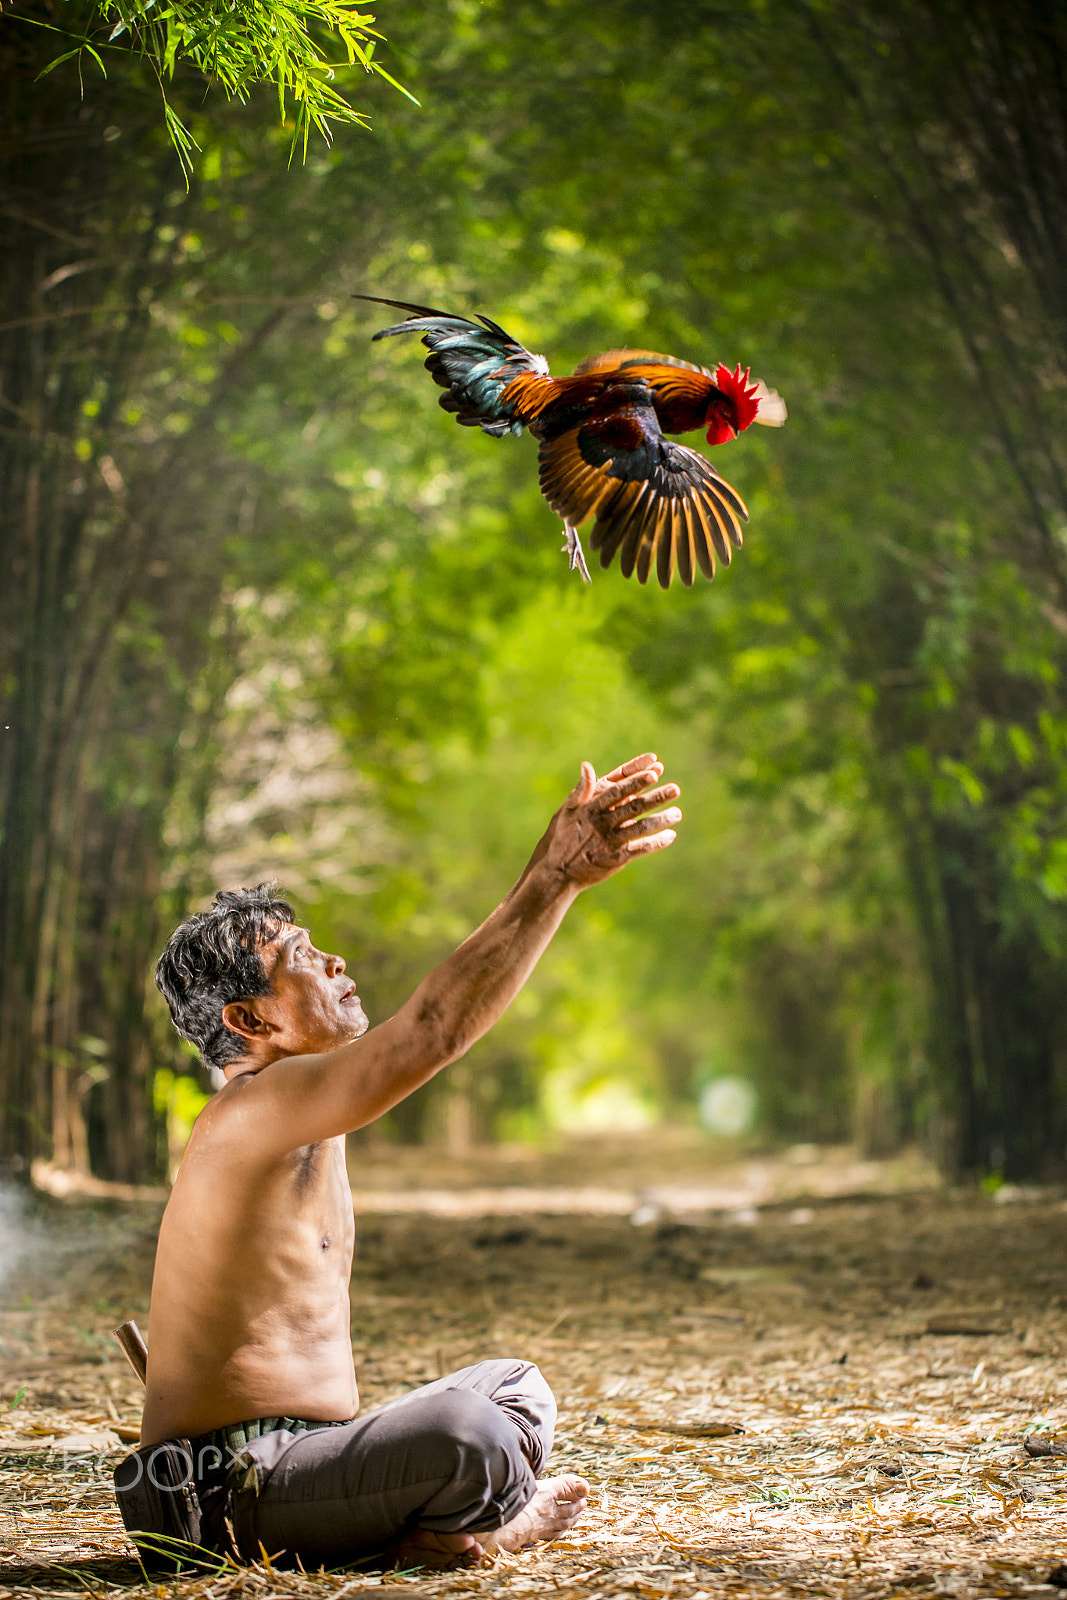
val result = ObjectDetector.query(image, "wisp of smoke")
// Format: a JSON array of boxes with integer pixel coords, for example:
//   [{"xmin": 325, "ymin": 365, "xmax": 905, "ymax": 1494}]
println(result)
[{"xmin": 0, "ymin": 1182, "xmax": 29, "ymax": 1292}]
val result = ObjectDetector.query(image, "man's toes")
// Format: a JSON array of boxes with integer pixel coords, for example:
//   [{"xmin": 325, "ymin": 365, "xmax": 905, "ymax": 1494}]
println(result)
[
  {"xmin": 394, "ymin": 1529, "xmax": 483, "ymax": 1570},
  {"xmin": 541, "ymin": 1475, "xmax": 589, "ymax": 1532}
]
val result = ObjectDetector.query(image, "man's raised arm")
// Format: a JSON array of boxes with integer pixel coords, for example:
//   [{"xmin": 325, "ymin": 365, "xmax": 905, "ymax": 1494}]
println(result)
[{"xmin": 226, "ymin": 753, "xmax": 681, "ymax": 1149}]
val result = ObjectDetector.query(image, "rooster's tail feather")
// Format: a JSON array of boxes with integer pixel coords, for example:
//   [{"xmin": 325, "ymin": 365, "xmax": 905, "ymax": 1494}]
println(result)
[{"xmin": 355, "ymin": 293, "xmax": 552, "ymax": 436}]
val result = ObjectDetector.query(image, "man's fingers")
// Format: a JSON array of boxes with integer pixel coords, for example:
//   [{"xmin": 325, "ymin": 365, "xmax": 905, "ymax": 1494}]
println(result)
[
  {"xmin": 569, "ymin": 760, "xmax": 598, "ymax": 808},
  {"xmin": 593, "ymin": 766, "xmax": 669, "ymax": 812},
  {"xmin": 624, "ymin": 827, "xmax": 677, "ymax": 855},
  {"xmin": 601, "ymin": 752, "xmax": 658, "ymax": 784},
  {"xmin": 607, "ymin": 783, "xmax": 681, "ymax": 822},
  {"xmin": 615, "ymin": 807, "xmax": 682, "ymax": 841}
]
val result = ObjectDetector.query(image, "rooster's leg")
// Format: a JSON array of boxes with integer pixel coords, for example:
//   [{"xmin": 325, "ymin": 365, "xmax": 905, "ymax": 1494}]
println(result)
[{"xmin": 562, "ymin": 523, "xmax": 592, "ymax": 584}]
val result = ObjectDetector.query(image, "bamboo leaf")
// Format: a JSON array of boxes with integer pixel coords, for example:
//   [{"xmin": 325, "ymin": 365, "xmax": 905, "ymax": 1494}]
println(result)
[
  {"xmin": 371, "ymin": 62, "xmax": 419, "ymax": 103},
  {"xmin": 35, "ymin": 48, "xmax": 83, "ymax": 80}
]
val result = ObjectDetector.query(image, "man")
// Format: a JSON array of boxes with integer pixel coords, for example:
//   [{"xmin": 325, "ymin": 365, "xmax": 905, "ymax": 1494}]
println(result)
[{"xmin": 133, "ymin": 753, "xmax": 681, "ymax": 1570}]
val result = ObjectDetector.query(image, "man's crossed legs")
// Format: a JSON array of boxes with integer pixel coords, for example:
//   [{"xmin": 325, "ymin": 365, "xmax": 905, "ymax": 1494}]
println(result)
[{"xmin": 220, "ymin": 1358, "xmax": 588, "ymax": 1569}]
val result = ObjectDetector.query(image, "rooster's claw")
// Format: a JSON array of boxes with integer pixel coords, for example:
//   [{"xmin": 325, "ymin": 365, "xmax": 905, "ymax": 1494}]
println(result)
[{"xmin": 562, "ymin": 524, "xmax": 592, "ymax": 584}]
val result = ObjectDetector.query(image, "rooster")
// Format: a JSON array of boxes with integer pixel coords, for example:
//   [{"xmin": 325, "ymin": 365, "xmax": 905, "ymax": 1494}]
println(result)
[{"xmin": 356, "ymin": 295, "xmax": 786, "ymax": 589}]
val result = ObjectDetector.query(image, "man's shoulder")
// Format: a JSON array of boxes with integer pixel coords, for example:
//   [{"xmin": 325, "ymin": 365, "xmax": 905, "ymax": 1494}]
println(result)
[
  {"xmin": 184, "ymin": 1071, "xmax": 249, "ymax": 1135},
  {"xmin": 174, "ymin": 1072, "xmax": 274, "ymax": 1174},
  {"xmin": 195, "ymin": 1063, "xmax": 290, "ymax": 1126},
  {"xmin": 179, "ymin": 1073, "xmax": 344, "ymax": 1172}
]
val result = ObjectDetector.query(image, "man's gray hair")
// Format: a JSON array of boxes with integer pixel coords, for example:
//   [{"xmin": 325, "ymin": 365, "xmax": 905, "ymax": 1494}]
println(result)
[{"xmin": 156, "ymin": 884, "xmax": 294, "ymax": 1073}]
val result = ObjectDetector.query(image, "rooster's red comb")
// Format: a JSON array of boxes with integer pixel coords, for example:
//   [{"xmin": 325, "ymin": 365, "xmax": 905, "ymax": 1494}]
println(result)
[{"xmin": 714, "ymin": 363, "xmax": 761, "ymax": 433}]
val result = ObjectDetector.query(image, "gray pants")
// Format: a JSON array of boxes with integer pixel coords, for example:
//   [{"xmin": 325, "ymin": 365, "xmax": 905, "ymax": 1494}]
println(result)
[{"xmin": 226, "ymin": 1359, "xmax": 555, "ymax": 1567}]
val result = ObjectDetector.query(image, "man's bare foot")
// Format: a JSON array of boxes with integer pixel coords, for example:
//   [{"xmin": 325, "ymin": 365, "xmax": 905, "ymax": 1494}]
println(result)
[
  {"xmin": 389, "ymin": 1528, "xmax": 484, "ymax": 1571},
  {"xmin": 484, "ymin": 1473, "xmax": 590, "ymax": 1553},
  {"xmin": 391, "ymin": 1474, "xmax": 589, "ymax": 1568}
]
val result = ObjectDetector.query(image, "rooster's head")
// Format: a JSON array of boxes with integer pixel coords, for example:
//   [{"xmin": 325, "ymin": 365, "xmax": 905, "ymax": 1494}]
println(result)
[{"xmin": 705, "ymin": 363, "xmax": 761, "ymax": 446}]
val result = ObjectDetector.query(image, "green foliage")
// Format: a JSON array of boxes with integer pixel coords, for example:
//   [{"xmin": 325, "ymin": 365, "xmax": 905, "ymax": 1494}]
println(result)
[
  {"xmin": 154, "ymin": 1066, "xmax": 211, "ymax": 1152},
  {"xmin": 26, "ymin": 0, "xmax": 411, "ymax": 173},
  {"xmin": 9, "ymin": 0, "xmax": 1067, "ymax": 1176}
]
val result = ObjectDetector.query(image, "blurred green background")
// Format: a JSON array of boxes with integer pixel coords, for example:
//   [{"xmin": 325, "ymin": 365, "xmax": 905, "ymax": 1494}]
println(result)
[{"xmin": 4, "ymin": 0, "xmax": 1067, "ymax": 1184}]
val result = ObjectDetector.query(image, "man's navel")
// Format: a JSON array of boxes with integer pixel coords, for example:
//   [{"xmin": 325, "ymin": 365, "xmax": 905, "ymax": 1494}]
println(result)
[{"xmin": 320, "ymin": 1234, "xmax": 331, "ymax": 1251}]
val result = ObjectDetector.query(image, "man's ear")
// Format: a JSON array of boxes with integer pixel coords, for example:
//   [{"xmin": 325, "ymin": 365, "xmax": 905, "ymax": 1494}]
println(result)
[{"xmin": 220, "ymin": 1000, "xmax": 274, "ymax": 1043}]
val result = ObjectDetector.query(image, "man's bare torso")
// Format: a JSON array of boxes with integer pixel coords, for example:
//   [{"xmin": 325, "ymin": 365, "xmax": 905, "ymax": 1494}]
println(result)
[{"xmin": 140, "ymin": 1074, "xmax": 357, "ymax": 1446}]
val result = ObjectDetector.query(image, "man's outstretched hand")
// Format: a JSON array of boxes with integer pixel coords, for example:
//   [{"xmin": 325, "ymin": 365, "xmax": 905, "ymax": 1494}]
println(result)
[{"xmin": 541, "ymin": 752, "xmax": 681, "ymax": 889}]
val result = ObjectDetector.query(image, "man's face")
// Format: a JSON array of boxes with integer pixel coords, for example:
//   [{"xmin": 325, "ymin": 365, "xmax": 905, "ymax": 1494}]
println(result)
[{"xmin": 254, "ymin": 923, "xmax": 369, "ymax": 1056}]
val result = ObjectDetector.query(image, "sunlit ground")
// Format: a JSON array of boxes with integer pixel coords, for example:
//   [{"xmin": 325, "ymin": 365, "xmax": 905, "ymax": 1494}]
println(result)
[{"xmin": 3, "ymin": 1133, "xmax": 1067, "ymax": 1600}]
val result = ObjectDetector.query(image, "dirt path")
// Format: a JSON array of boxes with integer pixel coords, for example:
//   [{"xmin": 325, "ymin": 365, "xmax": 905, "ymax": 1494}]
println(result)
[{"xmin": 2, "ymin": 1152, "xmax": 1067, "ymax": 1600}]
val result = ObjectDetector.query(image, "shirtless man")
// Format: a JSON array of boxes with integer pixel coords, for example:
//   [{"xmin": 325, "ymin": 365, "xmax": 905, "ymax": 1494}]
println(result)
[{"xmin": 129, "ymin": 753, "xmax": 681, "ymax": 1571}]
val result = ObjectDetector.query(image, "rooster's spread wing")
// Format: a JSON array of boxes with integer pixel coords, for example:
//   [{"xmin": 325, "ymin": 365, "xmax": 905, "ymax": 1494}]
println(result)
[
  {"xmin": 573, "ymin": 349, "xmax": 787, "ymax": 428},
  {"xmin": 538, "ymin": 407, "xmax": 747, "ymax": 589},
  {"xmin": 572, "ymin": 348, "xmax": 714, "ymax": 378}
]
